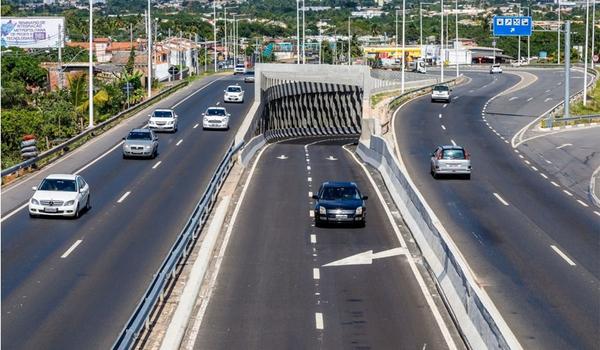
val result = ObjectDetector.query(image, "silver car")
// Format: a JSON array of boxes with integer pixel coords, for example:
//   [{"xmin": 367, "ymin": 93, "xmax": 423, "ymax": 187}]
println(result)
[
  {"xmin": 431, "ymin": 85, "xmax": 450, "ymax": 103},
  {"xmin": 122, "ymin": 128, "xmax": 158, "ymax": 159},
  {"xmin": 430, "ymin": 145, "xmax": 471, "ymax": 179}
]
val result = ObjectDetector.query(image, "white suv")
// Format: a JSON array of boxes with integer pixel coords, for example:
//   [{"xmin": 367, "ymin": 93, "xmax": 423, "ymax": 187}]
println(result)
[
  {"xmin": 148, "ymin": 109, "xmax": 178, "ymax": 132},
  {"xmin": 431, "ymin": 85, "xmax": 450, "ymax": 103},
  {"xmin": 224, "ymin": 85, "xmax": 244, "ymax": 103}
]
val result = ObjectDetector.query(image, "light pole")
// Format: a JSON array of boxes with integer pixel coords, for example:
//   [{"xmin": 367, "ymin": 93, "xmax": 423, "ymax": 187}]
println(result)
[
  {"xmin": 213, "ymin": 0, "xmax": 217, "ymax": 72},
  {"xmin": 440, "ymin": 0, "xmax": 444, "ymax": 82},
  {"xmin": 558, "ymin": 0, "xmax": 561, "ymax": 64},
  {"xmin": 297, "ymin": 0, "xmax": 300, "ymax": 64},
  {"xmin": 302, "ymin": 0, "xmax": 306, "ymax": 64},
  {"xmin": 517, "ymin": 4, "xmax": 521, "ymax": 65},
  {"xmin": 583, "ymin": 0, "xmax": 590, "ymax": 106},
  {"xmin": 592, "ymin": 0, "xmax": 596, "ymax": 69},
  {"xmin": 455, "ymin": 0, "xmax": 459, "ymax": 77},
  {"xmin": 402, "ymin": 3, "xmax": 406, "ymax": 93},
  {"xmin": 348, "ymin": 16, "xmax": 351, "ymax": 65},
  {"xmin": 147, "ymin": 0, "xmax": 152, "ymax": 98},
  {"xmin": 88, "ymin": 0, "xmax": 94, "ymax": 128}
]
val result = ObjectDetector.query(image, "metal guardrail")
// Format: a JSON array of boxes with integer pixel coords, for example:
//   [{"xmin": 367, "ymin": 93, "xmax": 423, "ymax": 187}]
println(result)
[
  {"xmin": 545, "ymin": 67, "xmax": 598, "ymax": 128},
  {"xmin": 111, "ymin": 140, "xmax": 243, "ymax": 350},
  {"xmin": 1, "ymin": 81, "xmax": 188, "ymax": 179}
]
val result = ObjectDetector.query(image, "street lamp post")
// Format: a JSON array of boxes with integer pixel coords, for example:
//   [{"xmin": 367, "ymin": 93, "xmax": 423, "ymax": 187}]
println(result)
[
  {"xmin": 440, "ymin": 0, "xmax": 444, "ymax": 82},
  {"xmin": 302, "ymin": 0, "xmax": 306, "ymax": 64},
  {"xmin": 592, "ymin": 0, "xmax": 596, "ymax": 69},
  {"xmin": 213, "ymin": 0, "xmax": 217, "ymax": 72},
  {"xmin": 402, "ymin": 3, "xmax": 406, "ymax": 93},
  {"xmin": 297, "ymin": 0, "xmax": 300, "ymax": 64},
  {"xmin": 88, "ymin": 0, "xmax": 94, "ymax": 128},
  {"xmin": 558, "ymin": 0, "xmax": 561, "ymax": 64},
  {"xmin": 455, "ymin": 0, "xmax": 459, "ymax": 77},
  {"xmin": 348, "ymin": 16, "xmax": 351, "ymax": 65},
  {"xmin": 583, "ymin": 0, "xmax": 590, "ymax": 106}
]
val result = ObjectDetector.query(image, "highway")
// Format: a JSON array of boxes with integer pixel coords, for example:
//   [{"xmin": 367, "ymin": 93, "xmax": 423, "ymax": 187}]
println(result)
[
  {"xmin": 394, "ymin": 70, "xmax": 600, "ymax": 349},
  {"xmin": 1, "ymin": 77, "xmax": 254, "ymax": 350},
  {"xmin": 193, "ymin": 137, "xmax": 457, "ymax": 350}
]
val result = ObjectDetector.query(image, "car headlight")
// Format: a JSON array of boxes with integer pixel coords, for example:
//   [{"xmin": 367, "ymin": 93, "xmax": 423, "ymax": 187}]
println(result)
[
  {"xmin": 31, "ymin": 198, "xmax": 39, "ymax": 205},
  {"xmin": 145, "ymin": 145, "xmax": 151, "ymax": 149},
  {"xmin": 65, "ymin": 200, "xmax": 75, "ymax": 206},
  {"xmin": 355, "ymin": 207, "xmax": 363, "ymax": 215},
  {"xmin": 167, "ymin": 120, "xmax": 173, "ymax": 125},
  {"xmin": 319, "ymin": 206, "xmax": 327, "ymax": 215}
]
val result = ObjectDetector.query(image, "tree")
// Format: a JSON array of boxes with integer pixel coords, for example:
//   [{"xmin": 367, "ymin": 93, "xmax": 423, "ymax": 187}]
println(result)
[
  {"xmin": 321, "ymin": 40, "xmax": 334, "ymax": 64},
  {"xmin": 125, "ymin": 46, "xmax": 136, "ymax": 74}
]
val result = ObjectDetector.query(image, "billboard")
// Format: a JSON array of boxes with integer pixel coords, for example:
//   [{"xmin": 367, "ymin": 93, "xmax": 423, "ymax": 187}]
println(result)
[{"xmin": 1, "ymin": 17, "xmax": 64, "ymax": 49}]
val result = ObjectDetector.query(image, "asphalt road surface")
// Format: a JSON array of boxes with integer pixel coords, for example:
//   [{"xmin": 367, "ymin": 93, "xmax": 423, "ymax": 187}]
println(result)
[
  {"xmin": 1, "ymin": 77, "xmax": 254, "ymax": 350},
  {"xmin": 194, "ymin": 137, "xmax": 455, "ymax": 350},
  {"xmin": 394, "ymin": 71, "xmax": 600, "ymax": 349}
]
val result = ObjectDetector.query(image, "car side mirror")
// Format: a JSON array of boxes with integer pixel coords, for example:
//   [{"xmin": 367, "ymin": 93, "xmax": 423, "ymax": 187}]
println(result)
[
  {"xmin": 32, "ymin": 186, "xmax": 37, "ymax": 191},
  {"xmin": 312, "ymin": 195, "xmax": 319, "ymax": 200},
  {"xmin": 202, "ymin": 113, "xmax": 205, "ymax": 116},
  {"xmin": 223, "ymin": 90, "xmax": 227, "ymax": 93},
  {"xmin": 362, "ymin": 196, "xmax": 369, "ymax": 200},
  {"xmin": 79, "ymin": 188, "xmax": 85, "ymax": 193}
]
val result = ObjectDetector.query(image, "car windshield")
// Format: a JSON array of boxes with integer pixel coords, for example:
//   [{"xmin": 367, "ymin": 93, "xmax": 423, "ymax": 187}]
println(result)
[
  {"xmin": 442, "ymin": 149, "xmax": 466, "ymax": 160},
  {"xmin": 434, "ymin": 86, "xmax": 449, "ymax": 92},
  {"xmin": 227, "ymin": 87, "xmax": 242, "ymax": 92},
  {"xmin": 153, "ymin": 111, "xmax": 173, "ymax": 118},
  {"xmin": 245, "ymin": 71, "xmax": 254, "ymax": 76},
  {"xmin": 206, "ymin": 109, "xmax": 226, "ymax": 116},
  {"xmin": 321, "ymin": 186, "xmax": 361, "ymax": 201},
  {"xmin": 127, "ymin": 131, "xmax": 152, "ymax": 140},
  {"xmin": 39, "ymin": 179, "xmax": 77, "ymax": 192},
  {"xmin": 236, "ymin": 65, "xmax": 244, "ymax": 68}
]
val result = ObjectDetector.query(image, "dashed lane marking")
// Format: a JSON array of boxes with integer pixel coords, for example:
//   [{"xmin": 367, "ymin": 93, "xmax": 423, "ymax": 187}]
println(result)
[
  {"xmin": 309, "ymin": 210, "xmax": 314, "ymax": 218},
  {"xmin": 313, "ymin": 268, "xmax": 320, "ymax": 280},
  {"xmin": 117, "ymin": 191, "xmax": 131, "ymax": 203},
  {"xmin": 550, "ymin": 245, "xmax": 576, "ymax": 266},
  {"xmin": 193, "ymin": 123, "xmax": 199, "ymax": 129},
  {"xmin": 594, "ymin": 211, "xmax": 600, "ymax": 217},
  {"xmin": 152, "ymin": 161, "xmax": 162, "ymax": 169},
  {"xmin": 438, "ymin": 113, "xmax": 442, "ymax": 119},
  {"xmin": 176, "ymin": 139, "xmax": 183, "ymax": 146},
  {"xmin": 563, "ymin": 190, "xmax": 573, "ymax": 196},
  {"xmin": 509, "ymin": 97, "xmax": 519, "ymax": 101},
  {"xmin": 576, "ymin": 200, "xmax": 589, "ymax": 207},
  {"xmin": 310, "ymin": 234, "xmax": 316, "ymax": 244},
  {"xmin": 441, "ymin": 125, "xmax": 446, "ymax": 130},
  {"xmin": 551, "ymin": 181, "xmax": 560, "ymax": 187},
  {"xmin": 540, "ymin": 173, "xmax": 548, "ymax": 179},
  {"xmin": 451, "ymin": 139, "xmax": 457, "ymax": 146},
  {"xmin": 61, "ymin": 240, "xmax": 83, "ymax": 259},
  {"xmin": 493, "ymin": 193, "xmax": 510, "ymax": 206},
  {"xmin": 526, "ymin": 97, "xmax": 533, "ymax": 102},
  {"xmin": 308, "ymin": 191, "xmax": 313, "ymax": 198},
  {"xmin": 315, "ymin": 313, "xmax": 324, "ymax": 330}
]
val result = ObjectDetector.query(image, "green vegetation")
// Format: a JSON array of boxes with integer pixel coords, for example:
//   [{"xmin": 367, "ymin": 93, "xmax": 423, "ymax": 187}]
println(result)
[{"xmin": 570, "ymin": 69, "xmax": 600, "ymax": 116}]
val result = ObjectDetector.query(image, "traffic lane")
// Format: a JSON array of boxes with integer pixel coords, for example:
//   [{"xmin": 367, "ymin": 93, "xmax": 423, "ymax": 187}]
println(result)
[
  {"xmin": 485, "ymin": 69, "xmax": 586, "ymax": 137},
  {"xmin": 395, "ymin": 77, "xmax": 600, "ymax": 349},
  {"xmin": 307, "ymin": 139, "xmax": 452, "ymax": 350},
  {"xmin": 518, "ymin": 127, "xmax": 600, "ymax": 205},
  {"xmin": 1, "ymin": 81, "xmax": 255, "ymax": 350},
  {"xmin": 1, "ymin": 77, "xmax": 250, "ymax": 296},
  {"xmin": 196, "ymin": 137, "xmax": 452, "ymax": 350},
  {"xmin": 195, "ymin": 141, "xmax": 317, "ymax": 350},
  {"xmin": 0, "ymin": 75, "xmax": 227, "ymax": 216}
]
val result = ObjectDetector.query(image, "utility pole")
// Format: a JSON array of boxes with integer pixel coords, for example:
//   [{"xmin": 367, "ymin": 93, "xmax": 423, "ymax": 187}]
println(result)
[
  {"xmin": 348, "ymin": 16, "xmax": 351, "ymax": 65},
  {"xmin": 440, "ymin": 0, "xmax": 444, "ymax": 82},
  {"xmin": 297, "ymin": 0, "xmax": 300, "ymax": 64},
  {"xmin": 564, "ymin": 21, "xmax": 571, "ymax": 118},
  {"xmin": 224, "ymin": 8, "xmax": 228, "ymax": 64},
  {"xmin": 592, "ymin": 0, "xmax": 596, "ymax": 69},
  {"xmin": 583, "ymin": 0, "xmax": 590, "ymax": 106},
  {"xmin": 58, "ymin": 24, "xmax": 63, "ymax": 89},
  {"xmin": 302, "ymin": 0, "xmax": 306, "ymax": 64},
  {"xmin": 401, "ymin": 4, "xmax": 406, "ymax": 93},
  {"xmin": 395, "ymin": 9, "xmax": 398, "ymax": 59},
  {"xmin": 518, "ymin": 4, "xmax": 521, "ymax": 65},
  {"xmin": 88, "ymin": 0, "xmax": 94, "ymax": 128},
  {"xmin": 213, "ymin": 0, "xmax": 217, "ymax": 72},
  {"xmin": 455, "ymin": 0, "xmax": 459, "ymax": 77},
  {"xmin": 558, "ymin": 0, "xmax": 561, "ymax": 64},
  {"xmin": 147, "ymin": 0, "xmax": 152, "ymax": 98}
]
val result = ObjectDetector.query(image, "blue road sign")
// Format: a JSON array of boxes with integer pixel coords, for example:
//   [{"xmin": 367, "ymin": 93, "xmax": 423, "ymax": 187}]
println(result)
[{"xmin": 493, "ymin": 16, "xmax": 532, "ymax": 36}]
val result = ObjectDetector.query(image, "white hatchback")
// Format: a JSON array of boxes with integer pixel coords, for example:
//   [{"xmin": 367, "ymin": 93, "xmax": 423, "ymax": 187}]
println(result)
[
  {"xmin": 431, "ymin": 85, "xmax": 450, "ymax": 103},
  {"xmin": 29, "ymin": 174, "xmax": 91, "ymax": 218},
  {"xmin": 224, "ymin": 85, "xmax": 244, "ymax": 103},
  {"xmin": 202, "ymin": 107, "xmax": 230, "ymax": 130},
  {"xmin": 490, "ymin": 64, "xmax": 503, "ymax": 74}
]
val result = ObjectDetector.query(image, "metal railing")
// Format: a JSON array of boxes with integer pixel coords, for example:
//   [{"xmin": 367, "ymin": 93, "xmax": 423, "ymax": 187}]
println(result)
[
  {"xmin": 111, "ymin": 140, "xmax": 244, "ymax": 350},
  {"xmin": 1, "ymin": 81, "xmax": 188, "ymax": 180},
  {"xmin": 543, "ymin": 114, "xmax": 600, "ymax": 128}
]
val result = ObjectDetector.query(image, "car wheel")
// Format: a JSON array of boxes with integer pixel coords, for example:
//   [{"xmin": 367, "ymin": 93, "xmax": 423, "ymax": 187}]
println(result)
[
  {"xmin": 357, "ymin": 221, "xmax": 366, "ymax": 228},
  {"xmin": 85, "ymin": 196, "xmax": 91, "ymax": 211},
  {"xmin": 74, "ymin": 204, "xmax": 80, "ymax": 219},
  {"xmin": 315, "ymin": 219, "xmax": 321, "ymax": 228},
  {"xmin": 465, "ymin": 174, "xmax": 471, "ymax": 180},
  {"xmin": 432, "ymin": 171, "xmax": 438, "ymax": 179},
  {"xmin": 122, "ymin": 154, "xmax": 127, "ymax": 159}
]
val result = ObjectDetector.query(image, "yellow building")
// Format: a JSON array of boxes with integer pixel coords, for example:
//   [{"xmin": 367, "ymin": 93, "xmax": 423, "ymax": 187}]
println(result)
[{"xmin": 363, "ymin": 46, "xmax": 422, "ymax": 61}]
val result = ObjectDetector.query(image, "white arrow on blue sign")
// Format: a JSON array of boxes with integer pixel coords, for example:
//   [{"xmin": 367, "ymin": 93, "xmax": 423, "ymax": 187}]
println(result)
[{"xmin": 493, "ymin": 16, "xmax": 532, "ymax": 36}]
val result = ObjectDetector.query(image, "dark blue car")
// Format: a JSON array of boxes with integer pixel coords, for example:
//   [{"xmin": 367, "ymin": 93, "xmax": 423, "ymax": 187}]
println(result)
[{"xmin": 312, "ymin": 181, "xmax": 368, "ymax": 227}]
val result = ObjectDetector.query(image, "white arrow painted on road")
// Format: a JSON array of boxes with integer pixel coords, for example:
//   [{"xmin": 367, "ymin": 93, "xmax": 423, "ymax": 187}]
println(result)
[
  {"xmin": 556, "ymin": 143, "xmax": 572, "ymax": 149},
  {"xmin": 325, "ymin": 156, "xmax": 338, "ymax": 161},
  {"xmin": 323, "ymin": 247, "xmax": 408, "ymax": 267},
  {"xmin": 276, "ymin": 155, "xmax": 288, "ymax": 160}
]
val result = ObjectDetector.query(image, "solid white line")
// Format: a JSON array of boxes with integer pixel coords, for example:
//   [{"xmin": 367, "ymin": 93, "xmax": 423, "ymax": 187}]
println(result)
[
  {"xmin": 550, "ymin": 245, "xmax": 576, "ymax": 266},
  {"xmin": 493, "ymin": 193, "xmax": 509, "ymax": 206},
  {"xmin": 576, "ymin": 200, "xmax": 589, "ymax": 207},
  {"xmin": 117, "ymin": 191, "xmax": 131, "ymax": 203},
  {"xmin": 152, "ymin": 161, "xmax": 162, "ymax": 169},
  {"xmin": 450, "ymin": 139, "xmax": 457, "ymax": 146},
  {"xmin": 176, "ymin": 139, "xmax": 183, "ymax": 146},
  {"xmin": 61, "ymin": 240, "xmax": 83, "ymax": 258},
  {"xmin": 441, "ymin": 125, "xmax": 446, "ymax": 130},
  {"xmin": 563, "ymin": 190, "xmax": 573, "ymax": 196},
  {"xmin": 193, "ymin": 123, "xmax": 199, "ymax": 129},
  {"xmin": 310, "ymin": 234, "xmax": 316, "ymax": 244},
  {"xmin": 540, "ymin": 173, "xmax": 548, "ymax": 179},
  {"xmin": 313, "ymin": 268, "xmax": 320, "ymax": 280},
  {"xmin": 551, "ymin": 181, "xmax": 560, "ymax": 187},
  {"xmin": 315, "ymin": 313, "xmax": 324, "ymax": 330}
]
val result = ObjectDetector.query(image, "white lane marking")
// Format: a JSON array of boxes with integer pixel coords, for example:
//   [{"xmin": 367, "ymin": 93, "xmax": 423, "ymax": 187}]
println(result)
[
  {"xmin": 563, "ymin": 190, "xmax": 573, "ymax": 196},
  {"xmin": 308, "ymin": 191, "xmax": 313, "ymax": 198},
  {"xmin": 540, "ymin": 173, "xmax": 548, "ymax": 179},
  {"xmin": 450, "ymin": 139, "xmax": 457, "ymax": 146},
  {"xmin": 193, "ymin": 123, "xmax": 199, "ymax": 129},
  {"xmin": 454, "ymin": 96, "xmax": 461, "ymax": 100},
  {"xmin": 526, "ymin": 97, "xmax": 533, "ymax": 102},
  {"xmin": 469, "ymin": 89, "xmax": 474, "ymax": 93},
  {"xmin": 551, "ymin": 181, "xmax": 560, "ymax": 187},
  {"xmin": 308, "ymin": 177, "xmax": 312, "ymax": 182},
  {"xmin": 493, "ymin": 193, "xmax": 509, "ymax": 206},
  {"xmin": 531, "ymin": 166, "xmax": 538, "ymax": 171},
  {"xmin": 519, "ymin": 155, "xmax": 524, "ymax": 159},
  {"xmin": 309, "ymin": 210, "xmax": 314, "ymax": 218},
  {"xmin": 310, "ymin": 234, "xmax": 317, "ymax": 244},
  {"xmin": 523, "ymin": 159, "xmax": 530, "ymax": 164},
  {"xmin": 544, "ymin": 97, "xmax": 553, "ymax": 102},
  {"xmin": 545, "ymin": 159, "xmax": 553, "ymax": 164},
  {"xmin": 514, "ymin": 149, "xmax": 520, "ymax": 153},
  {"xmin": 509, "ymin": 96, "xmax": 519, "ymax": 101},
  {"xmin": 488, "ymin": 125, "xmax": 493, "ymax": 130},
  {"xmin": 556, "ymin": 143, "xmax": 572, "ymax": 149},
  {"xmin": 61, "ymin": 240, "xmax": 83, "ymax": 258},
  {"xmin": 441, "ymin": 125, "xmax": 446, "ymax": 130},
  {"xmin": 438, "ymin": 113, "xmax": 442, "ymax": 119},
  {"xmin": 545, "ymin": 89, "xmax": 551, "ymax": 93},
  {"xmin": 313, "ymin": 268, "xmax": 320, "ymax": 280},
  {"xmin": 443, "ymin": 104, "xmax": 447, "ymax": 108},
  {"xmin": 504, "ymin": 140, "xmax": 510, "ymax": 144},
  {"xmin": 117, "ymin": 191, "xmax": 131, "ymax": 203},
  {"xmin": 550, "ymin": 245, "xmax": 576, "ymax": 266},
  {"xmin": 176, "ymin": 139, "xmax": 183, "ymax": 146},
  {"xmin": 152, "ymin": 161, "xmax": 162, "ymax": 169},
  {"xmin": 315, "ymin": 313, "xmax": 324, "ymax": 330},
  {"xmin": 594, "ymin": 211, "xmax": 600, "ymax": 217},
  {"xmin": 576, "ymin": 200, "xmax": 589, "ymax": 207},
  {"xmin": 307, "ymin": 166, "xmax": 311, "ymax": 170},
  {"xmin": 216, "ymin": 101, "xmax": 220, "ymax": 106}
]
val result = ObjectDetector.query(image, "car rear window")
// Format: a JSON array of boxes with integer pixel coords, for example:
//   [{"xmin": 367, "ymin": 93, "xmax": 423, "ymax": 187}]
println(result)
[
  {"xmin": 434, "ymin": 86, "xmax": 449, "ymax": 92},
  {"xmin": 39, "ymin": 179, "xmax": 77, "ymax": 192},
  {"xmin": 227, "ymin": 87, "xmax": 242, "ymax": 92},
  {"xmin": 207, "ymin": 109, "xmax": 226, "ymax": 116},
  {"xmin": 442, "ymin": 149, "xmax": 466, "ymax": 159},
  {"xmin": 321, "ymin": 186, "xmax": 361, "ymax": 200},
  {"xmin": 127, "ymin": 131, "xmax": 152, "ymax": 140},
  {"xmin": 245, "ymin": 71, "xmax": 255, "ymax": 76},
  {"xmin": 153, "ymin": 110, "xmax": 173, "ymax": 118}
]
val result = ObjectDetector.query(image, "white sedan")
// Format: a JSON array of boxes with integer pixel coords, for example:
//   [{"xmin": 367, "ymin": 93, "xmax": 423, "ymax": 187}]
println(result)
[{"xmin": 29, "ymin": 174, "xmax": 91, "ymax": 218}]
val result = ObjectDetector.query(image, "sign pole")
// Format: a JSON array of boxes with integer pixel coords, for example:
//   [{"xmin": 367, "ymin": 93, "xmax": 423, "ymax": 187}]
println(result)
[{"xmin": 564, "ymin": 21, "xmax": 571, "ymax": 119}]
